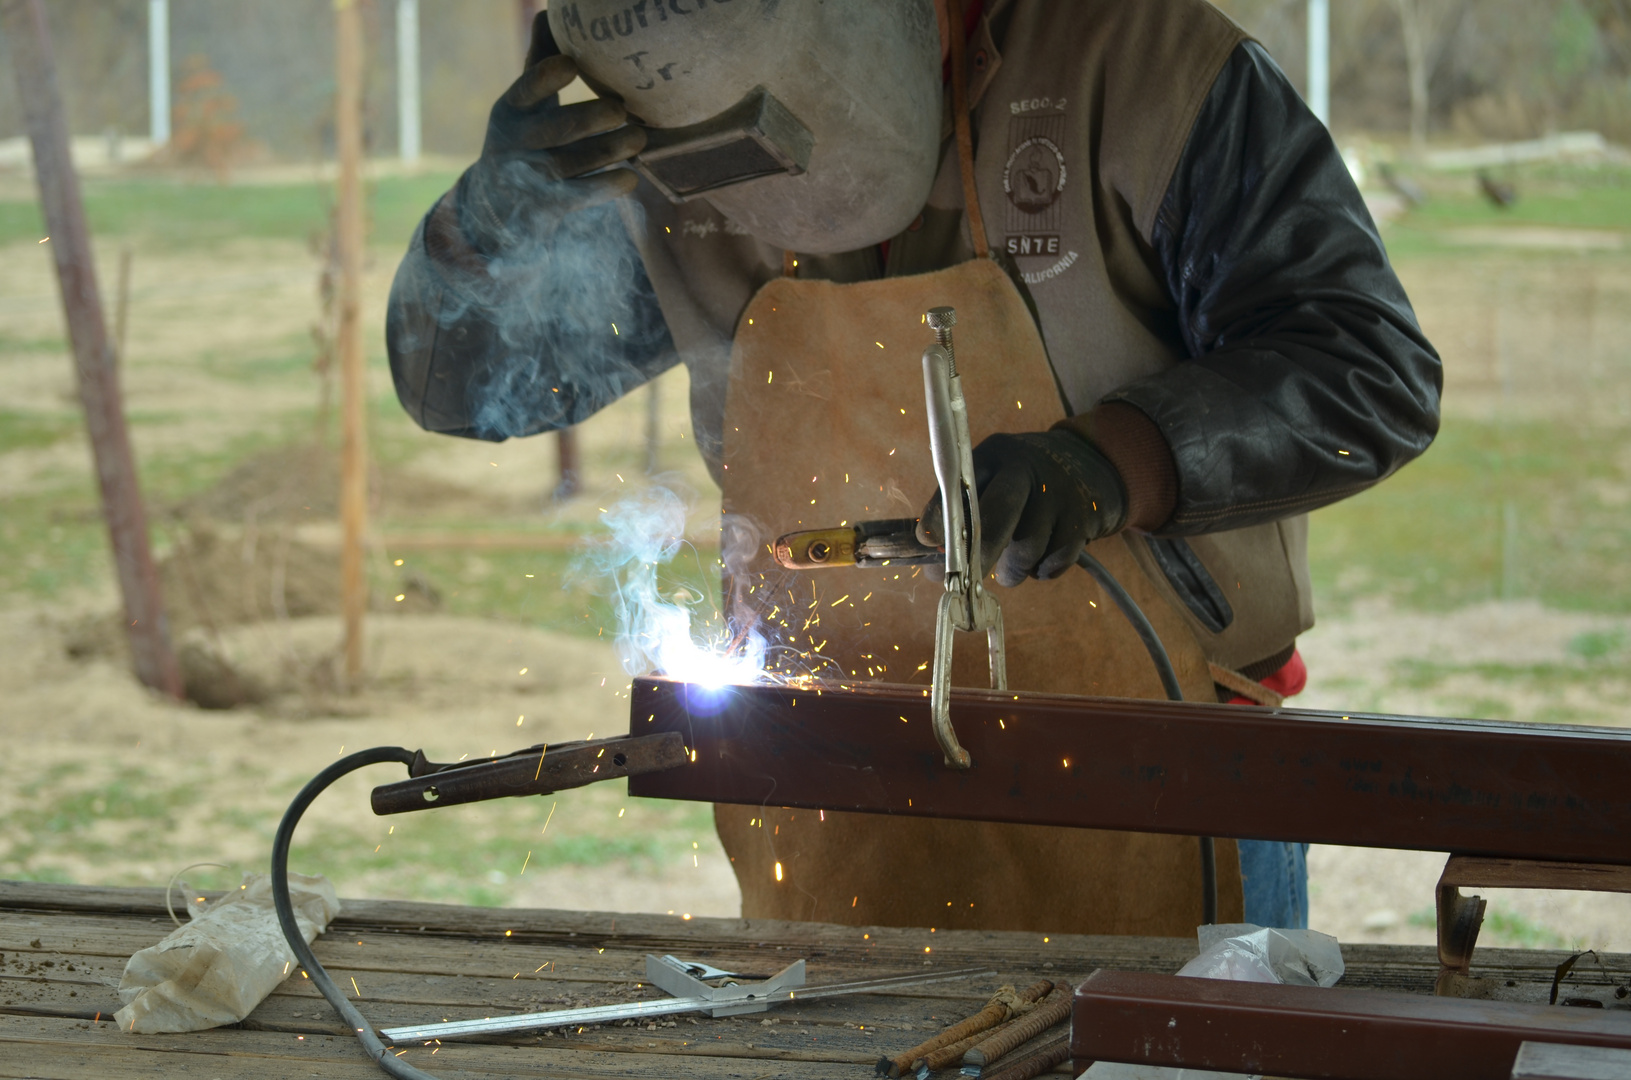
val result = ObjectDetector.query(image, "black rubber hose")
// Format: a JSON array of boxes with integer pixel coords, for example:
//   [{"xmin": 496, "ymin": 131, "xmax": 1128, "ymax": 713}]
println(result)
[
  {"xmin": 271, "ymin": 746, "xmax": 445, "ymax": 1080},
  {"xmin": 1075, "ymin": 550, "xmax": 1218, "ymax": 925},
  {"xmin": 1074, "ymin": 551, "xmax": 1185, "ymax": 704}
]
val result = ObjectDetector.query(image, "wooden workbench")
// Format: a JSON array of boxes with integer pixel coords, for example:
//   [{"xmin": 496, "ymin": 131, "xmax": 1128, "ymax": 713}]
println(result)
[{"xmin": 2, "ymin": 881, "xmax": 1624, "ymax": 1079}]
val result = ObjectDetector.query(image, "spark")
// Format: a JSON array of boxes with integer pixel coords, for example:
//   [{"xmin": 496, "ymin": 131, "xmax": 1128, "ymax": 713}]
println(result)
[
  {"xmin": 395, "ymin": 594, "xmax": 405, "ymax": 602},
  {"xmin": 394, "ymin": 558, "xmax": 403, "ymax": 566},
  {"xmin": 519, "ymin": 667, "xmax": 528, "ymax": 675},
  {"xmin": 1017, "ymin": 400, "xmax": 1023, "ymax": 409},
  {"xmin": 541, "ymin": 800, "xmax": 558, "ymax": 836},
  {"xmin": 1063, "ymin": 758, "xmax": 1071, "ymax": 767},
  {"xmin": 767, "ymin": 370, "xmax": 774, "ymax": 384},
  {"xmin": 774, "ymin": 861, "xmax": 784, "ymax": 881},
  {"xmin": 521, "ymin": 851, "xmax": 531, "ymax": 874},
  {"xmin": 38, "ymin": 236, "xmax": 49, "ymax": 243},
  {"xmin": 351, "ymin": 977, "xmax": 361, "ymax": 997},
  {"xmin": 889, "ymin": 448, "xmax": 896, "ymax": 456},
  {"xmin": 611, "ymin": 323, "xmax": 619, "ymax": 335},
  {"xmin": 875, "ymin": 341, "xmax": 885, "ymax": 349},
  {"xmin": 619, "ymin": 807, "xmax": 625, "ymax": 817},
  {"xmin": 899, "ymin": 408, "xmax": 906, "ymax": 414},
  {"xmin": 1338, "ymin": 449, "xmax": 1351, "ymax": 455}
]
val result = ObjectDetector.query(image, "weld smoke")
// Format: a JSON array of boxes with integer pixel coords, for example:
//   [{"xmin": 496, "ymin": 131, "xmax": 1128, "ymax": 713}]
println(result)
[{"xmin": 579, "ymin": 482, "xmax": 768, "ymax": 687}]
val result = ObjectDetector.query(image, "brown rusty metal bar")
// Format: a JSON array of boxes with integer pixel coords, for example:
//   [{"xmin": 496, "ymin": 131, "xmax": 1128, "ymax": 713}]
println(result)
[
  {"xmin": 626, "ymin": 676, "xmax": 1631, "ymax": 864},
  {"xmin": 1, "ymin": 0, "xmax": 182, "ymax": 699},
  {"xmin": 963, "ymin": 987, "xmax": 1072, "ymax": 1068},
  {"xmin": 979, "ymin": 1029, "xmax": 1069, "ymax": 1080},
  {"xmin": 1069, "ymin": 970, "xmax": 1631, "ymax": 1080}
]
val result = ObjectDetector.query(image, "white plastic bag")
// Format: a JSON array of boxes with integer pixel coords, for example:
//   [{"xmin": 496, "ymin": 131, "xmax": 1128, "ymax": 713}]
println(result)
[
  {"xmin": 114, "ymin": 871, "xmax": 340, "ymax": 1033},
  {"xmin": 1176, "ymin": 922, "xmax": 1344, "ymax": 988}
]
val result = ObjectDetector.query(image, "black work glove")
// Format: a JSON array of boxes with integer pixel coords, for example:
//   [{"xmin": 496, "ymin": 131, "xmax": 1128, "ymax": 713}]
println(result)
[
  {"xmin": 917, "ymin": 430, "xmax": 1128, "ymax": 587},
  {"xmin": 457, "ymin": 18, "xmax": 645, "ymax": 254}
]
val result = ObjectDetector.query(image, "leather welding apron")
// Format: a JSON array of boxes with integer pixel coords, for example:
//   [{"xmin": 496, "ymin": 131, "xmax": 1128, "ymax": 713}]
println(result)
[{"xmin": 715, "ymin": 256, "xmax": 1245, "ymax": 936}]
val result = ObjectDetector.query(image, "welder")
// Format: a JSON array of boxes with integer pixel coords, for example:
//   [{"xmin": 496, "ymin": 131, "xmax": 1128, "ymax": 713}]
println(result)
[{"xmin": 385, "ymin": 0, "xmax": 1441, "ymax": 935}]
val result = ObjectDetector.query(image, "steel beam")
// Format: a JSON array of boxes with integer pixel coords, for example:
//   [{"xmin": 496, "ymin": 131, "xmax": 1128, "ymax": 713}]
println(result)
[
  {"xmin": 1068, "ymin": 970, "xmax": 1631, "ymax": 1080},
  {"xmin": 627, "ymin": 677, "xmax": 1631, "ymax": 864}
]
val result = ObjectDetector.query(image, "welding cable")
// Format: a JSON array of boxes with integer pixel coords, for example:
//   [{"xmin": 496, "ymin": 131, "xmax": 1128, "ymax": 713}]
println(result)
[
  {"xmin": 1074, "ymin": 550, "xmax": 1219, "ymax": 925},
  {"xmin": 272, "ymin": 746, "xmax": 446, "ymax": 1080}
]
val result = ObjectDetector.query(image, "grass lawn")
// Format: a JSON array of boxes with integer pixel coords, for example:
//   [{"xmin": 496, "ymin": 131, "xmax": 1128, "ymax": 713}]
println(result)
[{"xmin": 0, "ymin": 170, "xmax": 461, "ymax": 250}]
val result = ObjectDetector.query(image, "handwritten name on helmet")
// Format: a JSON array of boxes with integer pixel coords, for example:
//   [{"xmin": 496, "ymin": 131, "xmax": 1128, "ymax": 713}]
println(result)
[{"xmin": 556, "ymin": 0, "xmax": 736, "ymax": 45}]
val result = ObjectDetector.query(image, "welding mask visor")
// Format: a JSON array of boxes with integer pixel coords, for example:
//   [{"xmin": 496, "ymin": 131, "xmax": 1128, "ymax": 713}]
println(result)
[{"xmin": 548, "ymin": 0, "xmax": 942, "ymax": 255}]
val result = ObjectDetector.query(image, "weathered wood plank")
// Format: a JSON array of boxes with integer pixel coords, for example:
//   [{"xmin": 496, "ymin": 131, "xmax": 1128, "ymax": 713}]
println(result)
[
  {"xmin": 0, "ymin": 1013, "xmax": 881, "ymax": 1078},
  {"xmin": 0, "ymin": 881, "xmax": 1184, "ymax": 963},
  {"xmin": 1511, "ymin": 1040, "xmax": 1631, "ymax": 1080}
]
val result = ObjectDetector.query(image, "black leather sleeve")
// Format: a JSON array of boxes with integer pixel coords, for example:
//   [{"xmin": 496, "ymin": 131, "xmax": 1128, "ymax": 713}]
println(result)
[
  {"xmin": 385, "ymin": 195, "xmax": 677, "ymax": 443},
  {"xmin": 1111, "ymin": 41, "xmax": 1441, "ymax": 534}
]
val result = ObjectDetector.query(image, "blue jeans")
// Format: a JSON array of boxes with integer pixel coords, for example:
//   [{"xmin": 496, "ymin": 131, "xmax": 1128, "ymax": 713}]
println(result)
[{"xmin": 1237, "ymin": 840, "xmax": 1309, "ymax": 928}]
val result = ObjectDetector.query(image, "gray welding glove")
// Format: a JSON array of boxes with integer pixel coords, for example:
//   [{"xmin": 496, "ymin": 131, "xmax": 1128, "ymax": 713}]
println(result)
[
  {"xmin": 917, "ymin": 430, "xmax": 1128, "ymax": 587},
  {"xmin": 456, "ymin": 19, "xmax": 645, "ymax": 254}
]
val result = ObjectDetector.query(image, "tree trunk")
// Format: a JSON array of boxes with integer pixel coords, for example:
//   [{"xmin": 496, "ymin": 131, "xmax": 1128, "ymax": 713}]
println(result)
[
  {"xmin": 1395, "ymin": 0, "xmax": 1430, "ymax": 153},
  {"xmin": 2, "ymin": 0, "xmax": 183, "ymax": 700},
  {"xmin": 335, "ymin": 0, "xmax": 369, "ymax": 686}
]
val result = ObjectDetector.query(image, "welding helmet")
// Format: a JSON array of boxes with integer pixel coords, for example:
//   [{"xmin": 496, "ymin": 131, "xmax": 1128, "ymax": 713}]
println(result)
[{"xmin": 548, "ymin": 0, "xmax": 942, "ymax": 254}]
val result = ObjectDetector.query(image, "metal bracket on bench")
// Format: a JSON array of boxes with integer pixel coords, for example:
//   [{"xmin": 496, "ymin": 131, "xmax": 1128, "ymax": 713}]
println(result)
[{"xmin": 1436, "ymin": 856, "xmax": 1631, "ymax": 997}]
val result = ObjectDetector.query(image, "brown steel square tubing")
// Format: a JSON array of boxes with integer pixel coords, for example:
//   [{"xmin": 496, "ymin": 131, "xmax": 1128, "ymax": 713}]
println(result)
[
  {"xmin": 627, "ymin": 677, "xmax": 1631, "ymax": 864},
  {"xmin": 1069, "ymin": 970, "xmax": 1631, "ymax": 1080}
]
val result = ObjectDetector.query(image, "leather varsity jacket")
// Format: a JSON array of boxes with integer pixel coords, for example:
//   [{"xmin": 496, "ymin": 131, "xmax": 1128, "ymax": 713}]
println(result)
[{"xmin": 385, "ymin": 0, "xmax": 1442, "ymax": 672}]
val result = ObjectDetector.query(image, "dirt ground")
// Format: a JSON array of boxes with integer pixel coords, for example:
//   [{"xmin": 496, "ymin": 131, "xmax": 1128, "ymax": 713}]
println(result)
[{"xmin": 2, "ymin": 169, "xmax": 1629, "ymax": 959}]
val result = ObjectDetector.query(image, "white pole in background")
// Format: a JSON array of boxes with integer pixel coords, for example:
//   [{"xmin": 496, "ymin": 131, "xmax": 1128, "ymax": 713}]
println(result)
[
  {"xmin": 1307, "ymin": 0, "xmax": 1330, "ymax": 127},
  {"xmin": 148, "ymin": 0, "xmax": 170, "ymax": 146},
  {"xmin": 397, "ymin": 0, "xmax": 421, "ymax": 163}
]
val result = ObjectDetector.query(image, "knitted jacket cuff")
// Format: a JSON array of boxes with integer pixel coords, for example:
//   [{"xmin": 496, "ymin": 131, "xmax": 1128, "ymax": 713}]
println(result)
[{"xmin": 1053, "ymin": 401, "xmax": 1178, "ymax": 532}]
